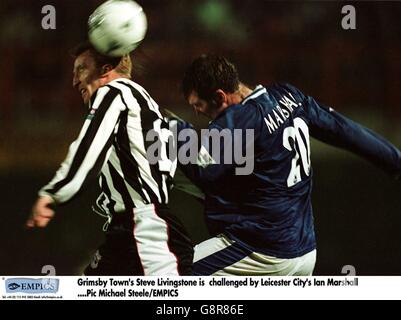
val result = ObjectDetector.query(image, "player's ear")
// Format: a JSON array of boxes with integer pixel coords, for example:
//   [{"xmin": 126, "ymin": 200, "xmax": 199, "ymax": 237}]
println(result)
[
  {"xmin": 101, "ymin": 64, "xmax": 113, "ymax": 75},
  {"xmin": 213, "ymin": 89, "xmax": 226, "ymax": 106}
]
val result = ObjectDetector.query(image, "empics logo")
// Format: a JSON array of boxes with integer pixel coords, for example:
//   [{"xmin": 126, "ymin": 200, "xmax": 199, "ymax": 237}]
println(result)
[
  {"xmin": 7, "ymin": 282, "xmax": 21, "ymax": 291},
  {"xmin": 5, "ymin": 278, "xmax": 59, "ymax": 294}
]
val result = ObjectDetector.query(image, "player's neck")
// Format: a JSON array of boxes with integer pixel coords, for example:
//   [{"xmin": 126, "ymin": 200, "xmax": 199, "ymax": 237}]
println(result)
[
  {"xmin": 101, "ymin": 71, "xmax": 129, "ymax": 86},
  {"xmin": 225, "ymin": 83, "xmax": 253, "ymax": 105},
  {"xmin": 212, "ymin": 84, "xmax": 253, "ymax": 119},
  {"xmin": 238, "ymin": 83, "xmax": 253, "ymax": 101}
]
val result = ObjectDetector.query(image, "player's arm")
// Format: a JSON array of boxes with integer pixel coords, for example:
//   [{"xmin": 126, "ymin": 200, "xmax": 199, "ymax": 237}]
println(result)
[
  {"xmin": 169, "ymin": 116, "xmax": 253, "ymax": 191},
  {"xmin": 304, "ymin": 95, "xmax": 401, "ymax": 179},
  {"xmin": 168, "ymin": 118, "xmax": 222, "ymax": 190},
  {"xmin": 26, "ymin": 86, "xmax": 125, "ymax": 228}
]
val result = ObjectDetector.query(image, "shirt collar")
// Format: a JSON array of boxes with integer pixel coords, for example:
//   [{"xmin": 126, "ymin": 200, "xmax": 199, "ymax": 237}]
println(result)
[{"xmin": 241, "ymin": 85, "xmax": 266, "ymax": 105}]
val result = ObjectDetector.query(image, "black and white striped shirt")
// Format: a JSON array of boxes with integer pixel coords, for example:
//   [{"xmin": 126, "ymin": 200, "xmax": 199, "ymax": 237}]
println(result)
[{"xmin": 39, "ymin": 78, "xmax": 176, "ymax": 216}]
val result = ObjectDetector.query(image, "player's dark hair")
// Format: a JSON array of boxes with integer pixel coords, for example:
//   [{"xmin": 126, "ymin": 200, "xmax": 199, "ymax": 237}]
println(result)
[
  {"xmin": 182, "ymin": 54, "xmax": 240, "ymax": 101},
  {"xmin": 70, "ymin": 41, "xmax": 132, "ymax": 78}
]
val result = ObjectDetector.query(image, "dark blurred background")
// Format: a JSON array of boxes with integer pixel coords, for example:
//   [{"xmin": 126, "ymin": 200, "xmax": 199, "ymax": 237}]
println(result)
[{"xmin": 0, "ymin": 0, "xmax": 400, "ymax": 275}]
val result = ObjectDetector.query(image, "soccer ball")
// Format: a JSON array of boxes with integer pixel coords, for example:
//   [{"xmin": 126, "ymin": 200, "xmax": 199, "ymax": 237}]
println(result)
[{"xmin": 88, "ymin": 0, "xmax": 147, "ymax": 57}]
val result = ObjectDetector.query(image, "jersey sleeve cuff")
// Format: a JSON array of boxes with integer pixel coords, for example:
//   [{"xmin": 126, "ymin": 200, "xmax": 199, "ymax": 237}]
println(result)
[{"xmin": 37, "ymin": 192, "xmax": 58, "ymax": 206}]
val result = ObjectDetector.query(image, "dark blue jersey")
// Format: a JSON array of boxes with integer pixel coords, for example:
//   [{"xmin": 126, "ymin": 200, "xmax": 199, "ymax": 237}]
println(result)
[{"xmin": 176, "ymin": 83, "xmax": 401, "ymax": 258}]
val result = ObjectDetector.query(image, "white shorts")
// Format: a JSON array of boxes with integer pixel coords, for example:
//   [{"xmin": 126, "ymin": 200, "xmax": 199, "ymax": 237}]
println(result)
[
  {"xmin": 193, "ymin": 234, "xmax": 316, "ymax": 276},
  {"xmin": 84, "ymin": 204, "xmax": 193, "ymax": 275}
]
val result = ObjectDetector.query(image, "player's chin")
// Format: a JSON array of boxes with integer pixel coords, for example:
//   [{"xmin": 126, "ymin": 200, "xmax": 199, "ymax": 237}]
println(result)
[
  {"xmin": 36, "ymin": 220, "xmax": 50, "ymax": 228},
  {"xmin": 81, "ymin": 91, "xmax": 91, "ymax": 105},
  {"xmin": 82, "ymin": 96, "xmax": 90, "ymax": 105}
]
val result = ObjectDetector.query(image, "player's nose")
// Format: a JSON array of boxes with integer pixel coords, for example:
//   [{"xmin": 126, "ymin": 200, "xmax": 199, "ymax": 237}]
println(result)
[{"xmin": 72, "ymin": 74, "xmax": 80, "ymax": 89}]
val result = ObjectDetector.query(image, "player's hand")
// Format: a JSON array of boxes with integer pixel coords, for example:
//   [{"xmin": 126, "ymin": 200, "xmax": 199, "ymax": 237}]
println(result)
[{"xmin": 26, "ymin": 196, "xmax": 55, "ymax": 228}]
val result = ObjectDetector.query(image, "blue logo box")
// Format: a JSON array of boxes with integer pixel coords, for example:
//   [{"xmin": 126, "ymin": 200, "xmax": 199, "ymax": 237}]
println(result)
[{"xmin": 5, "ymin": 278, "xmax": 59, "ymax": 294}]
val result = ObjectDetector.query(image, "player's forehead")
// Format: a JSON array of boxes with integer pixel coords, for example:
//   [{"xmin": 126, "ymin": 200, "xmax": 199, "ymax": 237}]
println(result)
[
  {"xmin": 73, "ymin": 50, "xmax": 96, "ymax": 71},
  {"xmin": 188, "ymin": 91, "xmax": 203, "ymax": 105}
]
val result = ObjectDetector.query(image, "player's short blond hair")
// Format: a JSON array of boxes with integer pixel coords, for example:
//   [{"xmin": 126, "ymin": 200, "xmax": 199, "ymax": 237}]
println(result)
[{"xmin": 115, "ymin": 54, "xmax": 132, "ymax": 79}]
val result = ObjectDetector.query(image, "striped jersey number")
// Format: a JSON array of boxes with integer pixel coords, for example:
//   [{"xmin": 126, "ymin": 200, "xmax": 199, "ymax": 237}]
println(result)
[{"xmin": 283, "ymin": 117, "xmax": 311, "ymax": 187}]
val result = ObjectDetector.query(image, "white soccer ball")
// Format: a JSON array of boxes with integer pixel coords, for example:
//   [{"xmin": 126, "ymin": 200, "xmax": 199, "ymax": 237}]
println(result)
[{"xmin": 88, "ymin": 0, "xmax": 147, "ymax": 57}]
